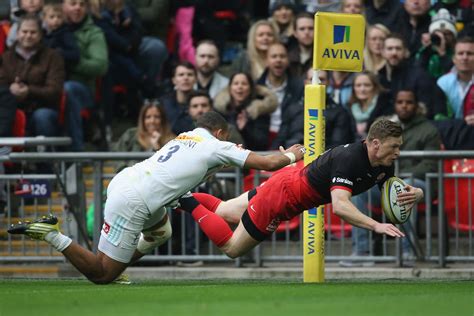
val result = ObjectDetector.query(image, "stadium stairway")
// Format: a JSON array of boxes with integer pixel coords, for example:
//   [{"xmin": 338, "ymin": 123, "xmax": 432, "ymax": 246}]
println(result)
[
  {"xmin": 0, "ymin": 190, "xmax": 65, "ymax": 257},
  {"xmin": 0, "ymin": 164, "xmax": 115, "ymax": 277}
]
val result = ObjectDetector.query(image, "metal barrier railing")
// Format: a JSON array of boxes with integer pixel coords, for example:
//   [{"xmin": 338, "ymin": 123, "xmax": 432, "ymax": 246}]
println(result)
[{"xmin": 0, "ymin": 150, "xmax": 473, "ymax": 267}]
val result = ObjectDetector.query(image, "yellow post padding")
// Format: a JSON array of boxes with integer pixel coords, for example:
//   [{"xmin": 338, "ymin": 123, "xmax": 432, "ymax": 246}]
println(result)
[{"xmin": 303, "ymin": 84, "xmax": 326, "ymax": 283}]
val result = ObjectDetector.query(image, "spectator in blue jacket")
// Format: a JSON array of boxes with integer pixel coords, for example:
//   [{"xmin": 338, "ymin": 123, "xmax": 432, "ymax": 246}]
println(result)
[
  {"xmin": 436, "ymin": 37, "xmax": 474, "ymax": 120},
  {"xmin": 433, "ymin": 37, "xmax": 474, "ymax": 150}
]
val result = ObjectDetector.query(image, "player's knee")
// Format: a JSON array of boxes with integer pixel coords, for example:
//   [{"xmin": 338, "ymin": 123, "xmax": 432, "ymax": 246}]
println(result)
[
  {"xmin": 221, "ymin": 244, "xmax": 241, "ymax": 259},
  {"xmin": 225, "ymin": 251, "xmax": 239, "ymax": 259},
  {"xmin": 136, "ymin": 217, "xmax": 172, "ymax": 254},
  {"xmin": 90, "ymin": 276, "xmax": 115, "ymax": 285},
  {"xmin": 87, "ymin": 270, "xmax": 119, "ymax": 284}
]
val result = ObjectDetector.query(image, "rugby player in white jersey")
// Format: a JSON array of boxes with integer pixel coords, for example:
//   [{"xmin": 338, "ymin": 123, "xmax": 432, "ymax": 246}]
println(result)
[{"xmin": 9, "ymin": 111, "xmax": 305, "ymax": 284}]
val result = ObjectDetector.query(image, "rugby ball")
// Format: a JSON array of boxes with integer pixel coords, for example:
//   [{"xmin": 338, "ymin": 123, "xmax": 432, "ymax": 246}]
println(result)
[{"xmin": 381, "ymin": 177, "xmax": 411, "ymax": 224}]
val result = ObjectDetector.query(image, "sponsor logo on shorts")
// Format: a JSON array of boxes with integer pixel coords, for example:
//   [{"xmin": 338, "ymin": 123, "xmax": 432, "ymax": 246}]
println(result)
[
  {"xmin": 266, "ymin": 218, "xmax": 281, "ymax": 232},
  {"xmin": 102, "ymin": 221, "xmax": 110, "ymax": 235},
  {"xmin": 132, "ymin": 233, "xmax": 140, "ymax": 246},
  {"xmin": 332, "ymin": 177, "xmax": 353, "ymax": 186}
]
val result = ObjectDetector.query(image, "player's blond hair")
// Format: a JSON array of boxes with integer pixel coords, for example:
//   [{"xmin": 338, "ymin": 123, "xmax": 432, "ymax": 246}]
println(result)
[{"xmin": 367, "ymin": 119, "xmax": 402, "ymax": 142}]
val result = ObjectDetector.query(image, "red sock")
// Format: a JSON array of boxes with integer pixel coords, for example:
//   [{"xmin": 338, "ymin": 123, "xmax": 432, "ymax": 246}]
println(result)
[
  {"xmin": 192, "ymin": 193, "xmax": 222, "ymax": 213},
  {"xmin": 191, "ymin": 205, "xmax": 233, "ymax": 247}
]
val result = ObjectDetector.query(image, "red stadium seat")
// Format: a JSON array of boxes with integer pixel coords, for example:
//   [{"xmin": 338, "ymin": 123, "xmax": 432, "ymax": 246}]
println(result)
[
  {"xmin": 58, "ymin": 90, "xmax": 91, "ymax": 125},
  {"xmin": 58, "ymin": 91, "xmax": 67, "ymax": 126},
  {"xmin": 12, "ymin": 109, "xmax": 26, "ymax": 138},
  {"xmin": 0, "ymin": 23, "xmax": 6, "ymax": 55},
  {"xmin": 0, "ymin": 21, "xmax": 10, "ymax": 37},
  {"xmin": 242, "ymin": 169, "xmax": 273, "ymax": 192},
  {"xmin": 276, "ymin": 216, "xmax": 300, "ymax": 233},
  {"xmin": 58, "ymin": 77, "xmax": 105, "ymax": 126},
  {"xmin": 443, "ymin": 159, "xmax": 474, "ymax": 232}
]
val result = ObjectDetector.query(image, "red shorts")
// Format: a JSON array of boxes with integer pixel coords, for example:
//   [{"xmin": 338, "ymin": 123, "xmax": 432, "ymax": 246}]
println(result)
[{"xmin": 243, "ymin": 165, "xmax": 324, "ymax": 240}]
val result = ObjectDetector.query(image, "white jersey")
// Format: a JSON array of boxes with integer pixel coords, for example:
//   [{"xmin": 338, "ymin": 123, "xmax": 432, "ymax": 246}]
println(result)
[{"xmin": 122, "ymin": 128, "xmax": 250, "ymax": 213}]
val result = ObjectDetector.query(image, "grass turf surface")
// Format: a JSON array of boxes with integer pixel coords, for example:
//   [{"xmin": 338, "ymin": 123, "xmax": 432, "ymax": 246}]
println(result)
[{"xmin": 0, "ymin": 279, "xmax": 472, "ymax": 316}]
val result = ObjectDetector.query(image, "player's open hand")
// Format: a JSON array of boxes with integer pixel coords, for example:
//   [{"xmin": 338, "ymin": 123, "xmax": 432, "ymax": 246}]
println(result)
[
  {"xmin": 397, "ymin": 185, "xmax": 424, "ymax": 209},
  {"xmin": 279, "ymin": 144, "xmax": 306, "ymax": 162},
  {"xmin": 374, "ymin": 223, "xmax": 405, "ymax": 237}
]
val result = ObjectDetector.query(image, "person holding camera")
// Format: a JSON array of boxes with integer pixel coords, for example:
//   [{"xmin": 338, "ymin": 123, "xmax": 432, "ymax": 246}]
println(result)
[{"xmin": 416, "ymin": 9, "xmax": 457, "ymax": 79}]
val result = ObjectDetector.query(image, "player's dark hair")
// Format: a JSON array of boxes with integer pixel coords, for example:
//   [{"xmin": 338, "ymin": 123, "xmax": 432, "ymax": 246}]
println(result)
[
  {"xmin": 384, "ymin": 33, "xmax": 407, "ymax": 48},
  {"xmin": 187, "ymin": 90, "xmax": 213, "ymax": 108},
  {"xmin": 196, "ymin": 111, "xmax": 229, "ymax": 133},
  {"xmin": 228, "ymin": 72, "xmax": 256, "ymax": 106},
  {"xmin": 395, "ymin": 88, "xmax": 418, "ymax": 105},
  {"xmin": 367, "ymin": 119, "xmax": 402, "ymax": 141}
]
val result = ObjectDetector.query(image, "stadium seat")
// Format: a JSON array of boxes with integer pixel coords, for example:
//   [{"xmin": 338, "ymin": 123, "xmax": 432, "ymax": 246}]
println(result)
[
  {"xmin": 58, "ymin": 90, "xmax": 91, "ymax": 125},
  {"xmin": 0, "ymin": 23, "xmax": 6, "ymax": 55},
  {"xmin": 443, "ymin": 159, "xmax": 474, "ymax": 232},
  {"xmin": 12, "ymin": 109, "xmax": 26, "ymax": 138},
  {"xmin": 242, "ymin": 169, "xmax": 273, "ymax": 192},
  {"xmin": 166, "ymin": 19, "xmax": 177, "ymax": 55},
  {"xmin": 58, "ymin": 91, "xmax": 67, "ymax": 126}
]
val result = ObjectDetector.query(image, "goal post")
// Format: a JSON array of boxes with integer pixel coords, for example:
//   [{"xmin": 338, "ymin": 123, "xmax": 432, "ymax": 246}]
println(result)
[{"xmin": 303, "ymin": 12, "xmax": 365, "ymax": 283}]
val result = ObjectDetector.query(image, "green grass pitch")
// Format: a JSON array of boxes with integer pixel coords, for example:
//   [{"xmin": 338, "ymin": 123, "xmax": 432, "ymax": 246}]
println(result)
[{"xmin": 0, "ymin": 279, "xmax": 472, "ymax": 316}]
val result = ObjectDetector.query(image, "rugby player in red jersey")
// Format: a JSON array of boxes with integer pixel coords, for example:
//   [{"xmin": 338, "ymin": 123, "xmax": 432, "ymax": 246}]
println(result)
[{"xmin": 178, "ymin": 119, "xmax": 424, "ymax": 258}]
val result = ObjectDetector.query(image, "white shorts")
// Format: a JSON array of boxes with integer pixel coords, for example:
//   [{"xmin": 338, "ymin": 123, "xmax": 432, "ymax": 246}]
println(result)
[{"xmin": 98, "ymin": 170, "xmax": 167, "ymax": 263}]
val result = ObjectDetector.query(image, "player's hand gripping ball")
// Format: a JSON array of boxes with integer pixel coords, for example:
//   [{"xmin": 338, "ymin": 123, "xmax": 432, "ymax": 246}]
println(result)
[{"xmin": 381, "ymin": 177, "xmax": 412, "ymax": 224}]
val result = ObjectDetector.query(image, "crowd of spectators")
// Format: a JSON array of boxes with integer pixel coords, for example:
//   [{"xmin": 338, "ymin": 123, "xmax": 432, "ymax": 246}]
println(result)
[
  {"xmin": 0, "ymin": 0, "xmax": 471, "ymax": 153},
  {"xmin": 0, "ymin": 0, "xmax": 473, "ymax": 256}
]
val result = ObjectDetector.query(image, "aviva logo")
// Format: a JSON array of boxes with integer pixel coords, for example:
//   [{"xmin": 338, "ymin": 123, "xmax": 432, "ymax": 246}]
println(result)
[
  {"xmin": 308, "ymin": 109, "xmax": 319, "ymax": 119},
  {"xmin": 333, "ymin": 25, "xmax": 350, "ymax": 44},
  {"xmin": 322, "ymin": 24, "xmax": 360, "ymax": 60}
]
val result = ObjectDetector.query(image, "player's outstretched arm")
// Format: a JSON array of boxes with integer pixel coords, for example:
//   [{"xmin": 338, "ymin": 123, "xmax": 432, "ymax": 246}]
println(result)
[
  {"xmin": 331, "ymin": 189, "xmax": 405, "ymax": 238},
  {"xmin": 243, "ymin": 144, "xmax": 306, "ymax": 171}
]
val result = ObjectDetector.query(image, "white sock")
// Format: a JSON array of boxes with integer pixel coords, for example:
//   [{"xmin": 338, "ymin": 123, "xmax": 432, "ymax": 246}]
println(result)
[{"xmin": 45, "ymin": 231, "xmax": 72, "ymax": 252}]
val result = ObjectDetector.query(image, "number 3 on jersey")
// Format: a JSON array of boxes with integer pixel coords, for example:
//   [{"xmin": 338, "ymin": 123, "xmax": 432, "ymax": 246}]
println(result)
[{"xmin": 157, "ymin": 145, "xmax": 180, "ymax": 163}]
